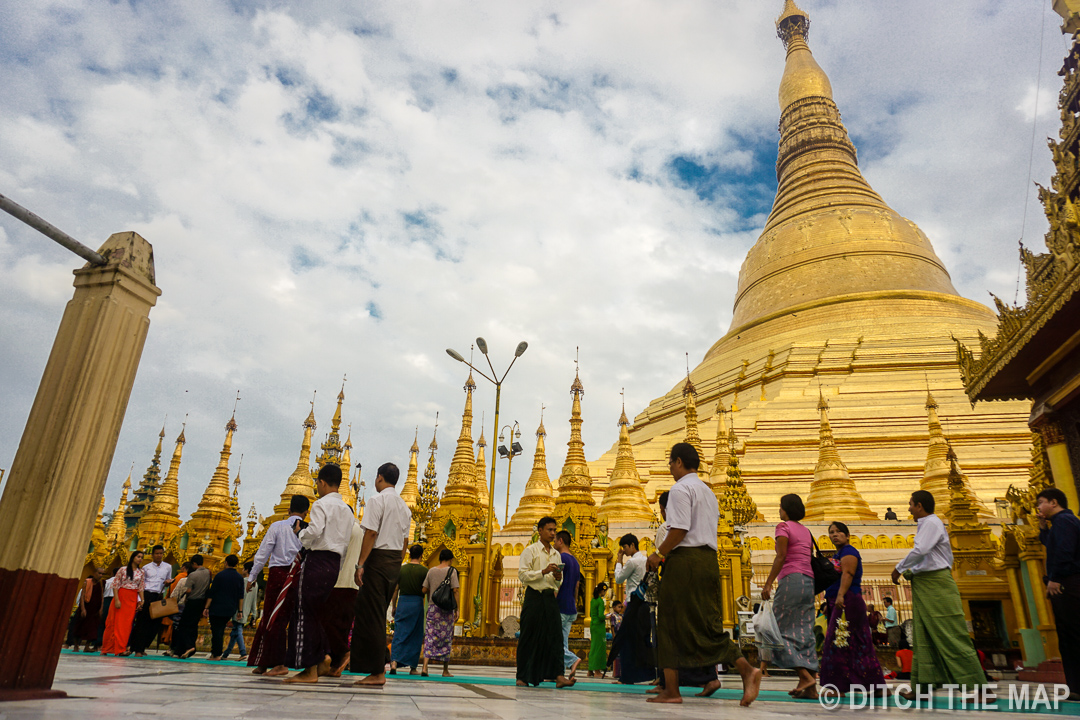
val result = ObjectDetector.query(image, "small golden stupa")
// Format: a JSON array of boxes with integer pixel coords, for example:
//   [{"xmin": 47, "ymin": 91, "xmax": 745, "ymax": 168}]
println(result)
[{"xmin": 503, "ymin": 412, "xmax": 556, "ymax": 532}]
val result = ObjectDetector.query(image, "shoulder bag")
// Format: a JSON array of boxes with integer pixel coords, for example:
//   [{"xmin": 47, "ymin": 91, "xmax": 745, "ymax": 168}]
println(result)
[
  {"xmin": 431, "ymin": 568, "xmax": 458, "ymax": 612},
  {"xmin": 810, "ymin": 534, "xmax": 841, "ymax": 594}
]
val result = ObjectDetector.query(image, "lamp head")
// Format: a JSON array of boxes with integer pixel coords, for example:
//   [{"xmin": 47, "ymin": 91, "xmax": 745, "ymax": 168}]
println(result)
[
  {"xmin": 514, "ymin": 341, "xmax": 528, "ymax": 357},
  {"xmin": 511, "ymin": 441, "xmax": 523, "ymax": 454},
  {"xmin": 446, "ymin": 348, "xmax": 465, "ymax": 362},
  {"xmin": 498, "ymin": 445, "xmax": 509, "ymax": 458},
  {"xmin": 476, "ymin": 337, "xmax": 488, "ymax": 355}
]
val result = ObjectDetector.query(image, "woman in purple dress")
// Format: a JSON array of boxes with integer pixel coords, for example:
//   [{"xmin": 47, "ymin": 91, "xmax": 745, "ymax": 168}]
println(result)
[
  {"xmin": 421, "ymin": 549, "xmax": 460, "ymax": 677},
  {"xmin": 819, "ymin": 521, "xmax": 885, "ymax": 694}
]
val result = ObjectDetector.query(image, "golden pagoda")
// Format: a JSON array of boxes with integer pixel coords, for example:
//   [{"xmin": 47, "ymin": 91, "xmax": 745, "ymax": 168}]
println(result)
[
  {"xmin": 184, "ymin": 412, "xmax": 243, "ymax": 567},
  {"xmin": 230, "ymin": 455, "xmax": 243, "ymax": 531},
  {"xmin": 589, "ymin": 1, "xmax": 1031, "ymax": 519},
  {"xmin": 267, "ymin": 403, "xmax": 318, "ymax": 526},
  {"xmin": 339, "ymin": 427, "xmax": 358, "ymax": 512},
  {"xmin": 426, "ymin": 373, "xmax": 485, "ymax": 542},
  {"xmin": 136, "ymin": 426, "xmax": 185, "ymax": 551},
  {"xmin": 552, "ymin": 367, "xmax": 598, "ymax": 552},
  {"xmin": 804, "ymin": 393, "xmax": 877, "ymax": 521},
  {"xmin": 504, "ymin": 412, "xmax": 556, "ymax": 532},
  {"xmin": 597, "ymin": 399, "xmax": 655, "ymax": 524},
  {"xmin": 125, "ymin": 425, "xmax": 165, "ymax": 530},
  {"xmin": 720, "ymin": 423, "xmax": 758, "ymax": 527},
  {"xmin": 399, "ymin": 429, "xmax": 421, "ymax": 512},
  {"xmin": 922, "ymin": 392, "xmax": 991, "ymax": 518},
  {"xmin": 315, "ymin": 382, "xmax": 346, "ymax": 472},
  {"xmin": 106, "ymin": 474, "xmax": 131, "ymax": 551},
  {"xmin": 415, "ymin": 423, "xmax": 440, "ymax": 540}
]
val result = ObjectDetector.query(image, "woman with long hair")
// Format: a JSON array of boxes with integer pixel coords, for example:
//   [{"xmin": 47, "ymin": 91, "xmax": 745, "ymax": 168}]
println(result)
[
  {"xmin": 587, "ymin": 583, "xmax": 608, "ymax": 678},
  {"xmin": 101, "ymin": 551, "xmax": 145, "ymax": 656},
  {"xmin": 421, "ymin": 549, "xmax": 459, "ymax": 677},
  {"xmin": 819, "ymin": 521, "xmax": 885, "ymax": 693},
  {"xmin": 760, "ymin": 494, "xmax": 818, "ymax": 698}
]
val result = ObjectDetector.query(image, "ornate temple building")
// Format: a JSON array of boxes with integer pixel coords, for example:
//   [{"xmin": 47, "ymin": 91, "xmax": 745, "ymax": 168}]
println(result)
[
  {"xmin": 123, "ymin": 426, "xmax": 164, "ymax": 530},
  {"xmin": 588, "ymin": 0, "xmax": 1033, "ymax": 530}
]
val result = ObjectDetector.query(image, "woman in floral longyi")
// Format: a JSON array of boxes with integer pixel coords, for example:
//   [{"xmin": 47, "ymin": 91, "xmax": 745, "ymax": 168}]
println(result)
[{"xmin": 818, "ymin": 521, "xmax": 886, "ymax": 695}]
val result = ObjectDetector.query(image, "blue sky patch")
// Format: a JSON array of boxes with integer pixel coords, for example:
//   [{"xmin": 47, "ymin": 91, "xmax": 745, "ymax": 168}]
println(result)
[
  {"xmin": 366, "ymin": 301, "xmax": 382, "ymax": 320},
  {"xmin": 291, "ymin": 245, "xmax": 325, "ymax": 272}
]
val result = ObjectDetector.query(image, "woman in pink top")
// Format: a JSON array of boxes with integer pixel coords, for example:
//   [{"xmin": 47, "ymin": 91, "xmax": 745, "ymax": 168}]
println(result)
[{"xmin": 760, "ymin": 494, "xmax": 819, "ymax": 698}]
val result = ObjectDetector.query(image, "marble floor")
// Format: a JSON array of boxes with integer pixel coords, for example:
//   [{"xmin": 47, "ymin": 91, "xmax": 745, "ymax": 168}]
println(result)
[{"xmin": 0, "ymin": 652, "xmax": 1076, "ymax": 720}]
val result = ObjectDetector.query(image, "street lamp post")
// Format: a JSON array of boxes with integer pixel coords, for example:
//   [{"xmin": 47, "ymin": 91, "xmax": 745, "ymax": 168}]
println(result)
[
  {"xmin": 446, "ymin": 338, "xmax": 527, "ymax": 636},
  {"xmin": 497, "ymin": 422, "xmax": 522, "ymax": 526}
]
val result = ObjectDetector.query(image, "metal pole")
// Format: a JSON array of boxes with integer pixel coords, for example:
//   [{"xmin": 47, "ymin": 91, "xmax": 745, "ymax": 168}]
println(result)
[
  {"xmin": 504, "ymin": 448, "xmax": 515, "ymax": 527},
  {"xmin": 482, "ymin": 382, "xmax": 501, "ymax": 635},
  {"xmin": 0, "ymin": 192, "xmax": 107, "ymax": 266}
]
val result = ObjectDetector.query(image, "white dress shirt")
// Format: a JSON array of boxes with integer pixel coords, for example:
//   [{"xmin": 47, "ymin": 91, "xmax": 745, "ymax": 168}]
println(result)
[
  {"xmin": 359, "ymin": 486, "xmax": 411, "ymax": 551},
  {"xmin": 895, "ymin": 513, "xmax": 953, "ymax": 574},
  {"xmin": 248, "ymin": 515, "xmax": 303, "ymax": 583},
  {"xmin": 142, "ymin": 560, "xmax": 173, "ymax": 594},
  {"xmin": 335, "ymin": 520, "xmax": 364, "ymax": 589},
  {"xmin": 518, "ymin": 541, "xmax": 563, "ymax": 592},
  {"xmin": 615, "ymin": 550, "xmax": 648, "ymax": 596},
  {"xmin": 300, "ymin": 492, "xmax": 355, "ymax": 556},
  {"xmin": 665, "ymin": 472, "xmax": 719, "ymax": 550},
  {"xmin": 103, "ymin": 577, "xmax": 115, "ymax": 599}
]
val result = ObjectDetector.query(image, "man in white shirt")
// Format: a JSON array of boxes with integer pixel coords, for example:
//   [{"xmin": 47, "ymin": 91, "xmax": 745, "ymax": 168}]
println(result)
[
  {"xmin": 645, "ymin": 443, "xmax": 760, "ymax": 705},
  {"xmin": 609, "ymin": 533, "xmax": 654, "ymax": 684},
  {"xmin": 284, "ymin": 464, "xmax": 355, "ymax": 684},
  {"xmin": 130, "ymin": 544, "xmax": 173, "ymax": 656},
  {"xmin": 247, "ymin": 494, "xmax": 309, "ymax": 677},
  {"xmin": 891, "ymin": 489, "xmax": 986, "ymax": 696},
  {"xmin": 350, "ymin": 462, "xmax": 411, "ymax": 688},
  {"xmin": 516, "ymin": 516, "xmax": 575, "ymax": 689}
]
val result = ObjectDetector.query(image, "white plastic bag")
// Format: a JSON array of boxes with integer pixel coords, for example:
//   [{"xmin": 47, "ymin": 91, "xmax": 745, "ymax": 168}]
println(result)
[{"xmin": 752, "ymin": 600, "xmax": 783, "ymax": 662}]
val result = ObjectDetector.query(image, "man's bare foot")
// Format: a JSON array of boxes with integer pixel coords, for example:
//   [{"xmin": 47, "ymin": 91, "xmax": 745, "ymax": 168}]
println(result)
[
  {"xmin": 265, "ymin": 665, "xmax": 289, "ymax": 677},
  {"xmin": 646, "ymin": 686, "xmax": 663, "ymax": 694},
  {"xmin": 315, "ymin": 655, "xmax": 332, "ymax": 677},
  {"xmin": 696, "ymin": 679, "xmax": 721, "ymax": 697},
  {"xmin": 568, "ymin": 657, "xmax": 581, "ymax": 678},
  {"xmin": 555, "ymin": 675, "xmax": 576, "ymax": 689},
  {"xmin": 740, "ymin": 667, "xmax": 762, "ymax": 707},
  {"xmin": 283, "ymin": 667, "xmax": 319, "ymax": 684},
  {"xmin": 352, "ymin": 673, "xmax": 386, "ymax": 688},
  {"xmin": 646, "ymin": 690, "xmax": 683, "ymax": 704},
  {"xmin": 327, "ymin": 653, "xmax": 349, "ymax": 678},
  {"xmin": 442, "ymin": 669, "xmax": 453, "ymax": 677},
  {"xmin": 252, "ymin": 667, "xmax": 267, "ymax": 675},
  {"xmin": 516, "ymin": 680, "xmax": 528, "ymax": 687}
]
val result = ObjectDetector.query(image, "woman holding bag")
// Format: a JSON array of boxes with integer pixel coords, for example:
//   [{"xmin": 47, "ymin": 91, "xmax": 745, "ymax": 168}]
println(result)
[
  {"xmin": 819, "ymin": 521, "xmax": 885, "ymax": 694},
  {"xmin": 101, "ymin": 551, "xmax": 145, "ymax": 656},
  {"xmin": 421, "ymin": 549, "xmax": 459, "ymax": 677},
  {"xmin": 760, "ymin": 494, "xmax": 818, "ymax": 698}
]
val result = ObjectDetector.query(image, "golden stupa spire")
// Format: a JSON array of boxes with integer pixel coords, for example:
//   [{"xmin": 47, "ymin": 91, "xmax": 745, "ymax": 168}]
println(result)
[
  {"xmin": 804, "ymin": 393, "xmax": 877, "ymax": 521},
  {"xmin": 137, "ymin": 422, "xmax": 186, "ymax": 547},
  {"xmin": 187, "ymin": 406, "xmax": 241, "ymax": 564},
  {"xmin": 317, "ymin": 378, "xmax": 347, "ymax": 469},
  {"xmin": 399, "ymin": 427, "xmax": 421, "ymax": 512},
  {"xmin": 475, "ymin": 414, "xmax": 495, "ymax": 525},
  {"xmin": 556, "ymin": 357, "xmax": 595, "ymax": 506},
  {"xmin": 682, "ymin": 355, "xmax": 707, "ymax": 475},
  {"xmin": 505, "ymin": 407, "xmax": 556, "ymax": 532},
  {"xmin": 727, "ymin": 0, "xmax": 960, "ymax": 335},
  {"xmin": 706, "ymin": 398, "xmax": 730, "ymax": 493},
  {"xmin": 598, "ymin": 390, "xmax": 654, "ymax": 523},
  {"xmin": 230, "ymin": 455, "xmax": 243, "ymax": 530},
  {"xmin": 339, "ymin": 426, "xmax": 357, "ymax": 511},
  {"xmin": 90, "ymin": 493, "xmax": 108, "ymax": 562},
  {"xmin": 415, "ymin": 417, "xmax": 440, "ymax": 539},
  {"xmin": 721, "ymin": 426, "xmax": 758, "ymax": 526},
  {"xmin": 269, "ymin": 398, "xmax": 319, "ymax": 523},
  {"xmin": 106, "ymin": 472, "xmax": 132, "ymax": 549},
  {"xmin": 195, "ymin": 411, "xmax": 237, "ymax": 514},
  {"xmin": 430, "ymin": 372, "xmax": 484, "ymax": 536},
  {"xmin": 242, "ymin": 504, "xmax": 259, "ymax": 556},
  {"xmin": 127, "ymin": 423, "xmax": 166, "ymax": 530},
  {"xmin": 921, "ymin": 391, "xmax": 991, "ymax": 518}
]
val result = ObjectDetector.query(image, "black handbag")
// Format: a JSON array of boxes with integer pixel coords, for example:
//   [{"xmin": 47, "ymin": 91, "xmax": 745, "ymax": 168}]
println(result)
[
  {"xmin": 810, "ymin": 536, "xmax": 841, "ymax": 594},
  {"xmin": 431, "ymin": 568, "xmax": 457, "ymax": 612}
]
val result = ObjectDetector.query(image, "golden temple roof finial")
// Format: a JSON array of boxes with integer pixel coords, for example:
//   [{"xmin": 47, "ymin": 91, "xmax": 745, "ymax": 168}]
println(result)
[
  {"xmin": 399, "ymin": 426, "xmax": 422, "ymax": 515},
  {"xmin": 571, "ymin": 347, "xmax": 584, "ymax": 397},
  {"xmin": 429, "ymin": 412, "xmax": 439, "ymax": 451},
  {"xmin": 599, "ymin": 391, "xmax": 654, "ymax": 524},
  {"xmin": 618, "ymin": 388, "xmax": 629, "ymax": 427},
  {"xmin": 776, "ymin": 0, "xmax": 810, "ymax": 46},
  {"xmin": 177, "ymin": 416, "xmax": 187, "ymax": 445},
  {"xmin": 538, "ymin": 404, "xmax": 547, "ymax": 437},
  {"xmin": 227, "ymin": 390, "xmax": 240, "ymax": 432},
  {"xmin": 410, "ymin": 426, "xmax": 419, "ymax": 453},
  {"xmin": 505, "ymin": 405, "xmax": 556, "ymax": 531},
  {"xmin": 305, "ymin": 391, "xmax": 317, "ymax": 429}
]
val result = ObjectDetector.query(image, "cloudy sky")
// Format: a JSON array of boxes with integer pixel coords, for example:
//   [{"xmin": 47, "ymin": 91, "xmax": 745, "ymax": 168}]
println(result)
[{"xmin": 0, "ymin": 1, "xmax": 1065, "ymax": 525}]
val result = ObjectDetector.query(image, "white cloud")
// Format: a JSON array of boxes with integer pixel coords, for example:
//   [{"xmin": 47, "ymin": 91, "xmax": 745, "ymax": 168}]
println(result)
[{"xmin": 0, "ymin": 1, "xmax": 1063, "ymax": 522}]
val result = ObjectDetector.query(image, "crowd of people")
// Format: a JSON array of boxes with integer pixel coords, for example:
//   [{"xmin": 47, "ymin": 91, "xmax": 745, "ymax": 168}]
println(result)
[{"xmin": 62, "ymin": 443, "xmax": 1079, "ymax": 704}]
